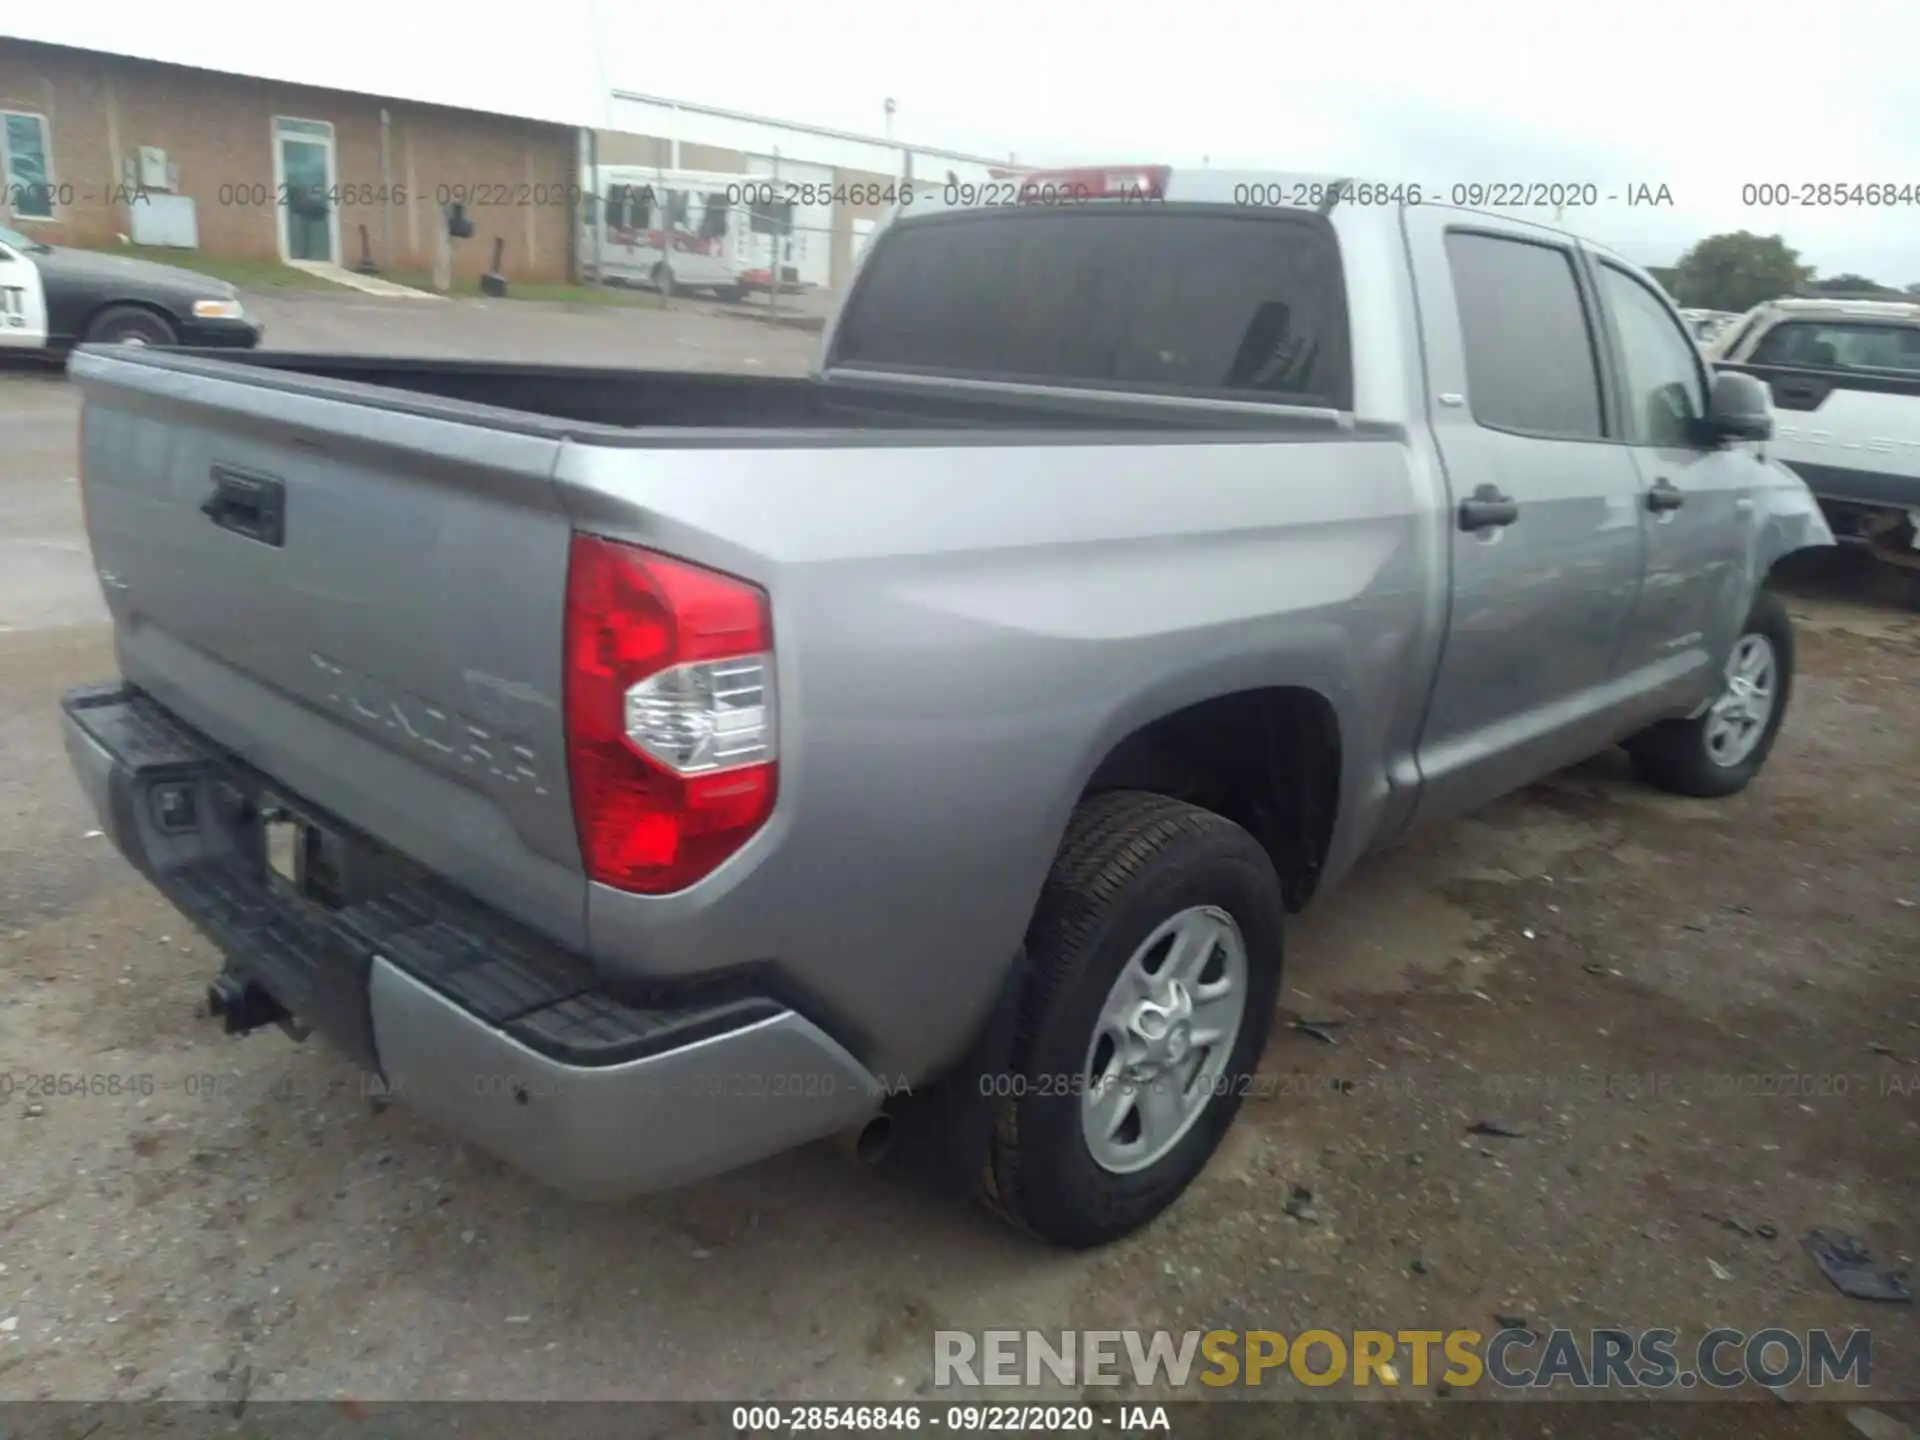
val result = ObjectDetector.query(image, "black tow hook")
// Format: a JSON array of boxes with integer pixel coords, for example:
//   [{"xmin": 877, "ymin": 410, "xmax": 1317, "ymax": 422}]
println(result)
[{"xmin": 206, "ymin": 973, "xmax": 292, "ymax": 1037}]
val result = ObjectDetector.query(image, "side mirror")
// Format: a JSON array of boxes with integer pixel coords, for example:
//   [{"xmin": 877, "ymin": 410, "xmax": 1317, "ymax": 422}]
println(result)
[{"xmin": 1705, "ymin": 369, "xmax": 1773, "ymax": 443}]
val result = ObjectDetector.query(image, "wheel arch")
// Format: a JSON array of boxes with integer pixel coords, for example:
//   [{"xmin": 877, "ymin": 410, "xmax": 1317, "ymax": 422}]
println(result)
[
  {"xmin": 80, "ymin": 298, "xmax": 181, "ymax": 345},
  {"xmin": 1752, "ymin": 459, "xmax": 1838, "ymax": 585},
  {"xmin": 1074, "ymin": 684, "xmax": 1345, "ymax": 911}
]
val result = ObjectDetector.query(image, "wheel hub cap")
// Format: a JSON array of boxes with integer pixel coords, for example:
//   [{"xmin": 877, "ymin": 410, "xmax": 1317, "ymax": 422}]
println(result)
[
  {"xmin": 1125, "ymin": 982, "xmax": 1194, "ymax": 1076},
  {"xmin": 1705, "ymin": 632, "xmax": 1776, "ymax": 767},
  {"xmin": 1080, "ymin": 905, "xmax": 1250, "ymax": 1175}
]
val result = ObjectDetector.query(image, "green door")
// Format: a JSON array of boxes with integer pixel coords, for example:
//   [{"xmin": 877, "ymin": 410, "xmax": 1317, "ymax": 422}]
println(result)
[{"xmin": 278, "ymin": 127, "xmax": 334, "ymax": 263}]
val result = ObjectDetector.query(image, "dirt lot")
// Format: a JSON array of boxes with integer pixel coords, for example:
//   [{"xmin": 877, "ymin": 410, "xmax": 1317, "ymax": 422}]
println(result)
[{"xmin": 0, "ymin": 293, "xmax": 1916, "ymax": 1427}]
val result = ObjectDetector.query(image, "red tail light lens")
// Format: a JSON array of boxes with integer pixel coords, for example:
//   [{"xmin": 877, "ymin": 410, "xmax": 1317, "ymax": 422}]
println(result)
[
  {"xmin": 564, "ymin": 533, "xmax": 778, "ymax": 894},
  {"xmin": 1018, "ymin": 165, "xmax": 1170, "ymax": 202}
]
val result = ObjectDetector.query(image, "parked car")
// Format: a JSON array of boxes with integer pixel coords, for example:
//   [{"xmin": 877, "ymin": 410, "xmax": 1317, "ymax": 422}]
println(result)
[
  {"xmin": 0, "ymin": 224, "xmax": 261, "ymax": 358},
  {"xmin": 59, "ymin": 169, "xmax": 1832, "ymax": 1248},
  {"xmin": 1709, "ymin": 296, "xmax": 1920, "ymax": 570},
  {"xmin": 1682, "ymin": 309, "xmax": 1741, "ymax": 347}
]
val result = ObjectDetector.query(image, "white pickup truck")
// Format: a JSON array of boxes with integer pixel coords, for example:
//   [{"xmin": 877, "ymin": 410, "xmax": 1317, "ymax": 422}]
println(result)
[{"xmin": 1709, "ymin": 296, "xmax": 1920, "ymax": 575}]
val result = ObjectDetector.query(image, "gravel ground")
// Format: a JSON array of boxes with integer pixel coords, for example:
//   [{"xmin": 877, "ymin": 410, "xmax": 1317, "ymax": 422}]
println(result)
[{"xmin": 0, "ymin": 294, "xmax": 1916, "ymax": 1429}]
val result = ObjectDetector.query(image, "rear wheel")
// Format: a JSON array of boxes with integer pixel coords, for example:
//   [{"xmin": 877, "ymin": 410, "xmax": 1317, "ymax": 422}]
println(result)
[
  {"xmin": 650, "ymin": 262, "xmax": 675, "ymax": 297},
  {"xmin": 84, "ymin": 305, "xmax": 177, "ymax": 347},
  {"xmin": 1627, "ymin": 589, "xmax": 1795, "ymax": 797},
  {"xmin": 977, "ymin": 791, "xmax": 1284, "ymax": 1248}
]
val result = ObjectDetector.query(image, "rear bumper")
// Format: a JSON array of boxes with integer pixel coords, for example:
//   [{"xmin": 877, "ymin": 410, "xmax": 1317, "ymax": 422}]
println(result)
[{"xmin": 60, "ymin": 683, "xmax": 882, "ymax": 1199}]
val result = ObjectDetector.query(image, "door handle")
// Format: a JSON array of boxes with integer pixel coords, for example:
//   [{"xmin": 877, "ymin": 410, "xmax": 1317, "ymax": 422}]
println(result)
[
  {"xmin": 1458, "ymin": 484, "xmax": 1519, "ymax": 531},
  {"xmin": 202, "ymin": 466, "xmax": 286, "ymax": 547},
  {"xmin": 1646, "ymin": 478, "xmax": 1686, "ymax": 513}
]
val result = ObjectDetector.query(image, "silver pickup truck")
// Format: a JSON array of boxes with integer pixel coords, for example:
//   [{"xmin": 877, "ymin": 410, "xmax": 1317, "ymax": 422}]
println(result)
[{"xmin": 61, "ymin": 168, "xmax": 1833, "ymax": 1248}]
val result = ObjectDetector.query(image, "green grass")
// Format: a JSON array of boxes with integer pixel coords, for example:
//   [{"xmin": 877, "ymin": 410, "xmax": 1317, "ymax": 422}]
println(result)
[{"xmin": 107, "ymin": 245, "xmax": 348, "ymax": 292}]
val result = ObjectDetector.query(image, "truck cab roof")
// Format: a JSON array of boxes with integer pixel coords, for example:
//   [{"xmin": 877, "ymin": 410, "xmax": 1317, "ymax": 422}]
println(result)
[{"xmin": 1757, "ymin": 297, "xmax": 1920, "ymax": 322}]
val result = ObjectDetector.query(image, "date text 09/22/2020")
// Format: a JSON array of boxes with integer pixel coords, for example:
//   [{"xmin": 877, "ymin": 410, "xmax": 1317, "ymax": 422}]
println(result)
[{"xmin": 13, "ymin": 177, "xmax": 1920, "ymax": 215}]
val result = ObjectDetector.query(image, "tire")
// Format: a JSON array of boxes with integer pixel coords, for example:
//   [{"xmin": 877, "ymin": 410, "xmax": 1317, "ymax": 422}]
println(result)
[
  {"xmin": 83, "ymin": 305, "xmax": 177, "ymax": 347},
  {"xmin": 1626, "ymin": 588, "xmax": 1795, "ymax": 798},
  {"xmin": 650, "ymin": 263, "xmax": 674, "ymax": 297},
  {"xmin": 716, "ymin": 284, "xmax": 747, "ymax": 303},
  {"xmin": 978, "ymin": 791, "xmax": 1285, "ymax": 1248}
]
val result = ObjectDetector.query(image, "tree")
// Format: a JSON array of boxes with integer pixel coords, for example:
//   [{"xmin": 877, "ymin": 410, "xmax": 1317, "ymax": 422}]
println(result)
[
  {"xmin": 1646, "ymin": 265, "xmax": 1681, "ymax": 297},
  {"xmin": 1803, "ymin": 272, "xmax": 1894, "ymax": 296},
  {"xmin": 1670, "ymin": 232, "xmax": 1812, "ymax": 312},
  {"xmin": 1906, "ymin": 282, "xmax": 1920, "ymax": 297}
]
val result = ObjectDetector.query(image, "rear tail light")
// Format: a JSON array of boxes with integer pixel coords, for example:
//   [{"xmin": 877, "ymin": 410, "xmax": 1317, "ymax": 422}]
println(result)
[
  {"xmin": 1018, "ymin": 165, "xmax": 1170, "ymax": 202},
  {"xmin": 563, "ymin": 534, "xmax": 777, "ymax": 894}
]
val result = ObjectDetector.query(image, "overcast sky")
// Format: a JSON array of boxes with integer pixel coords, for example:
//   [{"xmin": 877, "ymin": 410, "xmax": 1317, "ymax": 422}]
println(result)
[{"xmin": 11, "ymin": 0, "xmax": 1919, "ymax": 279}]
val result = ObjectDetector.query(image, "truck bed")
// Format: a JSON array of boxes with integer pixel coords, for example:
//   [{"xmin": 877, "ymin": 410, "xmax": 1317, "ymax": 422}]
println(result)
[
  {"xmin": 136, "ymin": 349, "xmax": 1335, "ymax": 437},
  {"xmin": 65, "ymin": 339, "xmax": 1401, "ymax": 1084}
]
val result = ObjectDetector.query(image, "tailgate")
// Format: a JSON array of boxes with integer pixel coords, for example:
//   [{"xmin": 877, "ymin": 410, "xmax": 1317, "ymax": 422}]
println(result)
[{"xmin": 68, "ymin": 348, "xmax": 587, "ymax": 949}]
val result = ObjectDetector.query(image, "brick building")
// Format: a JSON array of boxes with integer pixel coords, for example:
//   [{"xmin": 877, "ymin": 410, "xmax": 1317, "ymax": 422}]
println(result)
[
  {"xmin": 0, "ymin": 34, "xmax": 1041, "ymax": 294},
  {"xmin": 0, "ymin": 39, "xmax": 580, "ymax": 282}
]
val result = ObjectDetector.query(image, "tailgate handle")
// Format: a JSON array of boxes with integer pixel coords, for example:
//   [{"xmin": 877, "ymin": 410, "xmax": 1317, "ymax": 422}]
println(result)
[{"xmin": 202, "ymin": 467, "xmax": 285, "ymax": 548}]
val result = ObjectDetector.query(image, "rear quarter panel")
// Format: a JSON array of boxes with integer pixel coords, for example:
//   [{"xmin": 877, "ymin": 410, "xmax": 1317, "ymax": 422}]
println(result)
[{"xmin": 556, "ymin": 427, "xmax": 1440, "ymax": 1080}]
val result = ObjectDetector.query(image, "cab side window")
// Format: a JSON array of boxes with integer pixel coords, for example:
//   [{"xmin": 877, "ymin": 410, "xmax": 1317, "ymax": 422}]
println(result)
[
  {"xmin": 1597, "ymin": 264, "xmax": 1706, "ymax": 448},
  {"xmin": 1444, "ymin": 232, "xmax": 1605, "ymax": 440}
]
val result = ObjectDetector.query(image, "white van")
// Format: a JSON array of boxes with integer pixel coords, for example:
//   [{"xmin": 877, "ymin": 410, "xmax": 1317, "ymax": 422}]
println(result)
[{"xmin": 585, "ymin": 167, "xmax": 747, "ymax": 299}]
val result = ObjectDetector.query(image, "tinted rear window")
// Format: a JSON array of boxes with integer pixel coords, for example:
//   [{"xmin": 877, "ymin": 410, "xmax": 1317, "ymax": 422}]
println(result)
[
  {"xmin": 1445, "ymin": 231, "xmax": 1605, "ymax": 440},
  {"xmin": 832, "ymin": 208, "xmax": 1351, "ymax": 407}
]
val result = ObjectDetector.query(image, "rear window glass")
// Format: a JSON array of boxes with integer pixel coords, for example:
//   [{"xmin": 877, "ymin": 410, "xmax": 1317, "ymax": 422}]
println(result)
[
  {"xmin": 1749, "ymin": 320, "xmax": 1920, "ymax": 375},
  {"xmin": 832, "ymin": 209, "xmax": 1351, "ymax": 407}
]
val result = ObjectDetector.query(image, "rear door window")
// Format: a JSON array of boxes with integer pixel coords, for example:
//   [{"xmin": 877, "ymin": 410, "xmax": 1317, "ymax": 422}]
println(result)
[
  {"xmin": 832, "ymin": 208, "xmax": 1351, "ymax": 406},
  {"xmin": 1444, "ymin": 231, "xmax": 1606, "ymax": 440}
]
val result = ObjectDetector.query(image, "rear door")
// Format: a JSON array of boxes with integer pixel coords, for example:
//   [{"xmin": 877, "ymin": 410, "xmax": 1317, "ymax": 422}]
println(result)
[
  {"xmin": 1587, "ymin": 255, "xmax": 1753, "ymax": 690},
  {"xmin": 1731, "ymin": 317, "xmax": 1920, "ymax": 515},
  {"xmin": 1403, "ymin": 210, "xmax": 1647, "ymax": 821}
]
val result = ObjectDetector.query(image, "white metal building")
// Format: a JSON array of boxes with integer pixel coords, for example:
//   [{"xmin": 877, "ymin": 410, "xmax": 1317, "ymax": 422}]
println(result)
[{"xmin": 596, "ymin": 91, "xmax": 1028, "ymax": 290}]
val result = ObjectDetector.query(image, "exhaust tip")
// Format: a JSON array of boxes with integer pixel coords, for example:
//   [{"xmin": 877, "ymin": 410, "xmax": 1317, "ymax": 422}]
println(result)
[
  {"xmin": 836, "ymin": 1113, "xmax": 894, "ymax": 1166},
  {"xmin": 856, "ymin": 1114, "xmax": 894, "ymax": 1165}
]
